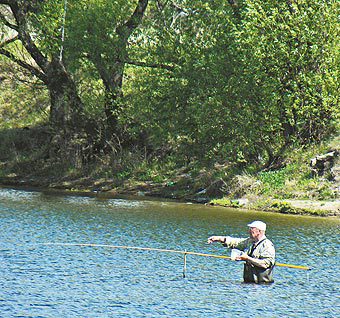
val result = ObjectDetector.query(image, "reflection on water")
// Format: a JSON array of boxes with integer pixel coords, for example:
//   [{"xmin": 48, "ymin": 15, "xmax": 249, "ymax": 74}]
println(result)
[{"xmin": 0, "ymin": 188, "xmax": 339, "ymax": 317}]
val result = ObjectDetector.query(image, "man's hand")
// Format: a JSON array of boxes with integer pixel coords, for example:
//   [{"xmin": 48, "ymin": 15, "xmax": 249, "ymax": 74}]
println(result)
[
  {"xmin": 207, "ymin": 236, "xmax": 224, "ymax": 244},
  {"xmin": 236, "ymin": 252, "xmax": 250, "ymax": 261}
]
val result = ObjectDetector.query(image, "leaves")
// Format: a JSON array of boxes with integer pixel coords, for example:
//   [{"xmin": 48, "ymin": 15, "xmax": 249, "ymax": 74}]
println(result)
[{"xmin": 1, "ymin": 0, "xmax": 339, "ymax": 166}]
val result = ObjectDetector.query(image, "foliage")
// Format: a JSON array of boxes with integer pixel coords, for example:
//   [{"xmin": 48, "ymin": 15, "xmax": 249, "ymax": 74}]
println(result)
[
  {"xmin": 123, "ymin": 0, "xmax": 243, "ymax": 160},
  {"xmin": 0, "ymin": 59, "xmax": 49, "ymax": 129},
  {"xmin": 258, "ymin": 168, "xmax": 293, "ymax": 193},
  {"xmin": 65, "ymin": 0, "xmax": 136, "ymax": 66},
  {"xmin": 0, "ymin": 0, "xmax": 339, "ymax": 202},
  {"xmin": 29, "ymin": 0, "xmax": 66, "ymax": 55},
  {"xmin": 210, "ymin": 198, "xmax": 240, "ymax": 208},
  {"xmin": 122, "ymin": 0, "xmax": 339, "ymax": 165},
  {"xmin": 237, "ymin": 0, "xmax": 340, "ymax": 150}
]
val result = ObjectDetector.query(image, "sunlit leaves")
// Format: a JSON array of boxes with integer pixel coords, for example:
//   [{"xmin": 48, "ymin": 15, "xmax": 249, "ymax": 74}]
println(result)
[
  {"xmin": 65, "ymin": 0, "xmax": 139, "ymax": 64},
  {"xmin": 28, "ymin": 0, "xmax": 66, "ymax": 55},
  {"xmin": 1, "ymin": 0, "xmax": 338, "ymax": 165},
  {"xmin": 239, "ymin": 0, "xmax": 339, "ymax": 145}
]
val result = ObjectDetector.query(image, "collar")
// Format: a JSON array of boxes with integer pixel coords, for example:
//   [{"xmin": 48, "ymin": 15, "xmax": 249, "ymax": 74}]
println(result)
[{"xmin": 252, "ymin": 235, "xmax": 267, "ymax": 245}]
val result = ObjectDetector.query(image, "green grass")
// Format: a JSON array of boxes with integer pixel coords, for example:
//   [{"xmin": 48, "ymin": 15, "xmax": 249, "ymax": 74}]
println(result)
[{"xmin": 210, "ymin": 198, "xmax": 240, "ymax": 208}]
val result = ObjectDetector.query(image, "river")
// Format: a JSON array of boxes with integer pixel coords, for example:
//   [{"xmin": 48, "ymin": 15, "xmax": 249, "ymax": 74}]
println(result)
[{"xmin": 0, "ymin": 188, "xmax": 339, "ymax": 317}]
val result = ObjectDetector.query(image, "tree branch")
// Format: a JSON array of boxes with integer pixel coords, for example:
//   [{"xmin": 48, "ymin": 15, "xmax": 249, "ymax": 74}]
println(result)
[
  {"xmin": 227, "ymin": 0, "xmax": 241, "ymax": 21},
  {"xmin": 0, "ymin": 48, "xmax": 47, "ymax": 83},
  {"xmin": 126, "ymin": 59, "xmax": 174, "ymax": 71},
  {"xmin": 117, "ymin": 0, "xmax": 149, "ymax": 40},
  {"xmin": 88, "ymin": 53, "xmax": 113, "ymax": 90},
  {"xmin": 0, "ymin": 1, "xmax": 14, "ymax": 5},
  {"xmin": 156, "ymin": 0, "xmax": 170, "ymax": 12},
  {"xmin": 0, "ymin": 11, "xmax": 18, "ymax": 30},
  {"xmin": 286, "ymin": 0, "xmax": 296, "ymax": 14},
  {"xmin": 0, "ymin": 34, "xmax": 18, "ymax": 49},
  {"xmin": 7, "ymin": 1, "xmax": 49, "ymax": 72}
]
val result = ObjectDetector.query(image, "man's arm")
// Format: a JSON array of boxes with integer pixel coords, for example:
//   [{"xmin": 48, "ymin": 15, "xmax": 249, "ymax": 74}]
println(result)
[
  {"xmin": 237, "ymin": 254, "xmax": 269, "ymax": 268},
  {"xmin": 207, "ymin": 236, "xmax": 225, "ymax": 244},
  {"xmin": 208, "ymin": 236, "xmax": 250, "ymax": 250}
]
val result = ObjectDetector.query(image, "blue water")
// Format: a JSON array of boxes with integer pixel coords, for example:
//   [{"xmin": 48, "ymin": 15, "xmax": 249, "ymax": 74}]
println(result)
[{"xmin": 0, "ymin": 188, "xmax": 339, "ymax": 317}]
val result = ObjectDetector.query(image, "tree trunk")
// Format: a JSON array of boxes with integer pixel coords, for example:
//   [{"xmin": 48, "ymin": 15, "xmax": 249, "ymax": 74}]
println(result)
[
  {"xmin": 103, "ymin": 63, "xmax": 124, "ymax": 138},
  {"xmin": 0, "ymin": 1, "xmax": 87, "ymax": 164},
  {"xmin": 45, "ymin": 58, "xmax": 87, "ymax": 165},
  {"xmin": 47, "ymin": 58, "xmax": 84, "ymax": 133},
  {"xmin": 87, "ymin": 0, "xmax": 149, "ymax": 140}
]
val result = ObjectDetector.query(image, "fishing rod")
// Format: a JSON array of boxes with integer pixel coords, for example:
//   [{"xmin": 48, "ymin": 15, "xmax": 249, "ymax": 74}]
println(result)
[{"xmin": 39, "ymin": 242, "xmax": 311, "ymax": 275}]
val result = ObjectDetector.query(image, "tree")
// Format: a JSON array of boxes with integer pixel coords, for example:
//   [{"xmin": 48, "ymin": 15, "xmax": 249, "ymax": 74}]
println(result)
[
  {"xmin": 0, "ymin": 0, "xmax": 86, "ymax": 161},
  {"xmin": 120, "ymin": 0, "xmax": 248, "ymax": 162},
  {"xmin": 122, "ymin": 0, "xmax": 339, "ymax": 167},
  {"xmin": 237, "ymin": 0, "xmax": 340, "ymax": 164},
  {"xmin": 64, "ymin": 0, "xmax": 151, "ymax": 139}
]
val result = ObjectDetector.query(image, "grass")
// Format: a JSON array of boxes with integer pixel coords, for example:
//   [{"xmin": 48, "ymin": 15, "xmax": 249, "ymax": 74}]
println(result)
[{"xmin": 0, "ymin": 118, "xmax": 338, "ymax": 218}]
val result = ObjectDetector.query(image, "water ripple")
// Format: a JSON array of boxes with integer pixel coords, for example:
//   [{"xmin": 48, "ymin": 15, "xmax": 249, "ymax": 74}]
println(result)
[{"xmin": 0, "ymin": 188, "xmax": 339, "ymax": 317}]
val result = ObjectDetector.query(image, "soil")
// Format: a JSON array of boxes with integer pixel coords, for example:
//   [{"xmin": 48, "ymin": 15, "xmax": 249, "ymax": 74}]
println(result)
[{"xmin": 285, "ymin": 199, "xmax": 340, "ymax": 215}]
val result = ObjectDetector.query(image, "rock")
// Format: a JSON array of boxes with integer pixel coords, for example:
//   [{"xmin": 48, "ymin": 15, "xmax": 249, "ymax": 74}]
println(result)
[
  {"xmin": 204, "ymin": 179, "xmax": 226, "ymax": 197},
  {"xmin": 310, "ymin": 150, "xmax": 339, "ymax": 180},
  {"xmin": 196, "ymin": 188, "xmax": 207, "ymax": 195},
  {"xmin": 237, "ymin": 198, "xmax": 249, "ymax": 206}
]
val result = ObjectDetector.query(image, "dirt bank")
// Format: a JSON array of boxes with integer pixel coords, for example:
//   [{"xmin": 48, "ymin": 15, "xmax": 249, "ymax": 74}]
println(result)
[{"xmin": 285, "ymin": 199, "xmax": 340, "ymax": 216}]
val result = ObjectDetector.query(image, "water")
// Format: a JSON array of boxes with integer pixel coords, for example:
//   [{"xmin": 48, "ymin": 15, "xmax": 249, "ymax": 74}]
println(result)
[{"xmin": 0, "ymin": 188, "xmax": 339, "ymax": 317}]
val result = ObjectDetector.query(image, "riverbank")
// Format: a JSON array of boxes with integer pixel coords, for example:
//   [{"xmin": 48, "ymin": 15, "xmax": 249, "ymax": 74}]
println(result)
[
  {"xmin": 1, "ymin": 173, "xmax": 339, "ymax": 217},
  {"xmin": 1, "ymin": 129, "xmax": 339, "ymax": 217}
]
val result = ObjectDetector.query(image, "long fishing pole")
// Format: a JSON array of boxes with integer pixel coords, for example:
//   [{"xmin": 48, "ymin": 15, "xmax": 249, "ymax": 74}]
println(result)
[{"xmin": 39, "ymin": 242, "xmax": 311, "ymax": 271}]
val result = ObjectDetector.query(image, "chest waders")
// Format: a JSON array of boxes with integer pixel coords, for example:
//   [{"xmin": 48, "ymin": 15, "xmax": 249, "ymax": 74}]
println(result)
[{"xmin": 243, "ymin": 238, "xmax": 275, "ymax": 284}]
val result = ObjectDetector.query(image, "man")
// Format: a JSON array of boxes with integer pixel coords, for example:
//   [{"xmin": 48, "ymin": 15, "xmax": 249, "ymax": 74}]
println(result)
[{"xmin": 207, "ymin": 220, "xmax": 275, "ymax": 284}]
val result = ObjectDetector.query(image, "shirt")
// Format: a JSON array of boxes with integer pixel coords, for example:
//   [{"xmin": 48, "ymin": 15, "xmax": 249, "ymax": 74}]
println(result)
[
  {"xmin": 223, "ymin": 235, "xmax": 276, "ymax": 268},
  {"xmin": 222, "ymin": 235, "xmax": 275, "ymax": 283}
]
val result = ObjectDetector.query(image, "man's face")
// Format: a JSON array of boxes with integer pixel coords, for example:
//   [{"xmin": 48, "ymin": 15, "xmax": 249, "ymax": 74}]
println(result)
[{"xmin": 248, "ymin": 227, "xmax": 261, "ymax": 240}]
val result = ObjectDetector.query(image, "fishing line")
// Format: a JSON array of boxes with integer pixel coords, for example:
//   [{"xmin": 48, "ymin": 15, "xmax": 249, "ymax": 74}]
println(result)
[{"xmin": 59, "ymin": 0, "xmax": 68, "ymax": 61}]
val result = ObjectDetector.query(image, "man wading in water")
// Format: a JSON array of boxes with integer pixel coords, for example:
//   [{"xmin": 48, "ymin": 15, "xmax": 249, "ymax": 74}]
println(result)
[{"xmin": 207, "ymin": 221, "xmax": 275, "ymax": 284}]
